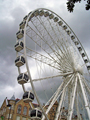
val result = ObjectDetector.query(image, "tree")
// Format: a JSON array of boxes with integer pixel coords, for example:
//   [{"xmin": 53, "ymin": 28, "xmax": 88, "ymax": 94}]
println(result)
[{"xmin": 66, "ymin": 0, "xmax": 90, "ymax": 12}]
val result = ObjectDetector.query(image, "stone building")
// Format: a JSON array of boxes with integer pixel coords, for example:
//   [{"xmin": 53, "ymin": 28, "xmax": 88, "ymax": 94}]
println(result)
[
  {"xmin": 0, "ymin": 95, "xmax": 34, "ymax": 120},
  {"xmin": 0, "ymin": 95, "xmax": 83, "ymax": 120}
]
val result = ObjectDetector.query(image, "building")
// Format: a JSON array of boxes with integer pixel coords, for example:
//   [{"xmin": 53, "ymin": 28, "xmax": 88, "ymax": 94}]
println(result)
[
  {"xmin": 0, "ymin": 95, "xmax": 34, "ymax": 120},
  {"xmin": 0, "ymin": 95, "xmax": 83, "ymax": 120}
]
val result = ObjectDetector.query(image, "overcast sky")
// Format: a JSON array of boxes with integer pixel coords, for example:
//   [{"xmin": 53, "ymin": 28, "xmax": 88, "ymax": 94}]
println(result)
[{"xmin": 0, "ymin": 0, "xmax": 90, "ymax": 107}]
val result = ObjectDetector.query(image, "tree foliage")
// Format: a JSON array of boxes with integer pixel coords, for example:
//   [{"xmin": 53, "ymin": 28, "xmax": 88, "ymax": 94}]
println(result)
[{"xmin": 66, "ymin": 0, "xmax": 90, "ymax": 12}]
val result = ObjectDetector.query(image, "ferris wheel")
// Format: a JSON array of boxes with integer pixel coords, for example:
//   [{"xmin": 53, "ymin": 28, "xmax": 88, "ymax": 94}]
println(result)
[{"xmin": 14, "ymin": 8, "xmax": 90, "ymax": 120}]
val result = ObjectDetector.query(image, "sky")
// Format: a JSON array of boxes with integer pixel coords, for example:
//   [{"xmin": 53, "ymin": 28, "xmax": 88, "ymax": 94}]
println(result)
[{"xmin": 0, "ymin": 0, "xmax": 90, "ymax": 107}]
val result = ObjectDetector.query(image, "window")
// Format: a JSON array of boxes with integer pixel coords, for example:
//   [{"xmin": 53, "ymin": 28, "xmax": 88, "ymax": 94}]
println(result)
[
  {"xmin": 8, "ymin": 107, "xmax": 11, "ymax": 110},
  {"xmin": 10, "ymin": 101, "xmax": 14, "ymax": 104},
  {"xmin": 30, "ymin": 110, "xmax": 36, "ymax": 117},
  {"xmin": 11, "ymin": 105, "xmax": 14, "ymax": 109},
  {"xmin": 23, "ymin": 106, "xmax": 27, "ymax": 115},
  {"xmin": 30, "ymin": 93, "xmax": 34, "ymax": 100},
  {"xmin": 22, "ymin": 117, "xmax": 26, "ymax": 120},
  {"xmin": 23, "ymin": 92, "xmax": 28, "ymax": 99},
  {"xmin": 7, "ymin": 114, "xmax": 12, "ymax": 118},
  {"xmin": 1, "ymin": 110, "xmax": 3, "ymax": 114},
  {"xmin": 7, "ymin": 114, "xmax": 9, "ymax": 118},
  {"xmin": 37, "ymin": 111, "xmax": 42, "ymax": 117},
  {"xmin": 3, "ymin": 107, "xmax": 5, "ymax": 113},
  {"xmin": 4, "ymin": 107, "xmax": 6, "ymax": 112},
  {"xmin": 10, "ymin": 114, "xmax": 12, "ymax": 118},
  {"xmin": 16, "ymin": 116, "xmax": 20, "ymax": 120},
  {"xmin": 17, "ymin": 105, "xmax": 22, "ymax": 114}
]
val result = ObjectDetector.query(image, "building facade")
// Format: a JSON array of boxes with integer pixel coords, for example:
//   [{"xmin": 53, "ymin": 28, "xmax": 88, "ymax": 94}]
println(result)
[
  {"xmin": 0, "ymin": 95, "xmax": 82, "ymax": 120},
  {"xmin": 0, "ymin": 95, "xmax": 33, "ymax": 120}
]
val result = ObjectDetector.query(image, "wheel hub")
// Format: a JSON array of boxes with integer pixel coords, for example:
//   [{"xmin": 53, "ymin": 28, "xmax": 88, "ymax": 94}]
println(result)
[{"xmin": 73, "ymin": 64, "xmax": 83, "ymax": 75}]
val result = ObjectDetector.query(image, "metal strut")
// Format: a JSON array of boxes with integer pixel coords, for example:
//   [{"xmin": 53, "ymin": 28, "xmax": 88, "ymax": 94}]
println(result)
[
  {"xmin": 67, "ymin": 75, "xmax": 77, "ymax": 120},
  {"xmin": 78, "ymin": 73, "xmax": 90, "ymax": 120}
]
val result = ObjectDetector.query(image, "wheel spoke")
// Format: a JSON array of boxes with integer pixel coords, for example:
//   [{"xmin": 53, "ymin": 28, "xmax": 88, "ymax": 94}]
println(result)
[{"xmin": 31, "ymin": 72, "xmax": 73, "ymax": 82}]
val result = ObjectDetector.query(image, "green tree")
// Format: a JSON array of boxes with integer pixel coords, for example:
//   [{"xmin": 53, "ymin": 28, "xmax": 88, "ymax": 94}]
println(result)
[{"xmin": 66, "ymin": 0, "xmax": 90, "ymax": 12}]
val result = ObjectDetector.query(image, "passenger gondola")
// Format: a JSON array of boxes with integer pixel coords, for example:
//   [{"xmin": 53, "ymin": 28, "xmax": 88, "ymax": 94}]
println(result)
[
  {"xmin": 44, "ymin": 11, "xmax": 49, "ymax": 17},
  {"xmin": 19, "ymin": 21, "xmax": 26, "ymax": 29},
  {"xmin": 30, "ymin": 108, "xmax": 42, "ymax": 119},
  {"xmin": 15, "ymin": 56, "xmax": 25, "ymax": 67},
  {"xmin": 63, "ymin": 25, "xmax": 67, "ymax": 30},
  {"xmin": 16, "ymin": 29, "xmax": 24, "ymax": 39},
  {"xmin": 49, "ymin": 14, "xmax": 54, "ymax": 19},
  {"xmin": 71, "ymin": 35, "xmax": 75, "ymax": 40},
  {"xmin": 39, "ymin": 10, "xmax": 44, "ymax": 16},
  {"xmin": 84, "ymin": 59, "xmax": 88, "ymax": 63},
  {"xmin": 74, "ymin": 41, "xmax": 79, "ymax": 45},
  {"xmin": 17, "ymin": 73, "xmax": 29, "ymax": 84},
  {"xmin": 29, "ymin": 13, "xmax": 34, "ymax": 21},
  {"xmin": 58, "ymin": 21, "xmax": 63, "ymax": 26},
  {"xmin": 34, "ymin": 10, "xmax": 39, "ymax": 17},
  {"xmin": 23, "ymin": 15, "xmax": 27, "ymax": 20},
  {"xmin": 28, "ymin": 12, "xmax": 32, "ymax": 16},
  {"xmin": 87, "ymin": 66, "xmax": 90, "ymax": 70},
  {"xmin": 23, "ymin": 91, "xmax": 34, "ymax": 102},
  {"xmin": 82, "ymin": 53, "xmax": 85, "ymax": 57},
  {"xmin": 14, "ymin": 41, "xmax": 24, "ymax": 52},
  {"xmin": 54, "ymin": 17, "xmax": 59, "ymax": 22},
  {"xmin": 67, "ymin": 30, "xmax": 71, "ymax": 35},
  {"xmin": 78, "ymin": 47, "xmax": 82, "ymax": 51}
]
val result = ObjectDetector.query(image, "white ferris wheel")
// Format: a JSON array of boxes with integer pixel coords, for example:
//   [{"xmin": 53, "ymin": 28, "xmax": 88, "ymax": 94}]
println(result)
[{"xmin": 15, "ymin": 8, "xmax": 90, "ymax": 120}]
